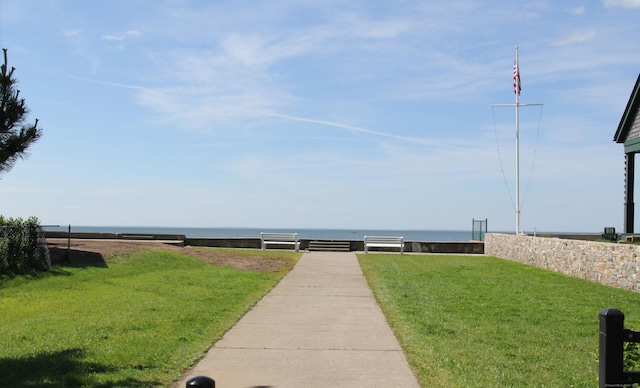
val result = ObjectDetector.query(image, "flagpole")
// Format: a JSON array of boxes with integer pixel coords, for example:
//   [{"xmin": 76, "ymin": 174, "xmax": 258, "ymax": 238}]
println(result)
[
  {"xmin": 492, "ymin": 46, "xmax": 541, "ymax": 236},
  {"xmin": 515, "ymin": 46, "xmax": 520, "ymax": 235}
]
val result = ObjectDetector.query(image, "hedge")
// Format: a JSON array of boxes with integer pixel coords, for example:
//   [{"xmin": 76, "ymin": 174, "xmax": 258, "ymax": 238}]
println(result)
[{"xmin": 0, "ymin": 216, "xmax": 50, "ymax": 274}]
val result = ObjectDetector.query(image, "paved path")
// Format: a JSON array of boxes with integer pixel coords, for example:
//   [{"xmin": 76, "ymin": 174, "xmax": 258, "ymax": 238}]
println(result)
[{"xmin": 172, "ymin": 251, "xmax": 419, "ymax": 388}]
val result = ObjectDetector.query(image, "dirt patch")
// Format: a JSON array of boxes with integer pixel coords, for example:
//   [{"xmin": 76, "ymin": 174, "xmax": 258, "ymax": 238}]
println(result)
[{"xmin": 46, "ymin": 239, "xmax": 293, "ymax": 273}]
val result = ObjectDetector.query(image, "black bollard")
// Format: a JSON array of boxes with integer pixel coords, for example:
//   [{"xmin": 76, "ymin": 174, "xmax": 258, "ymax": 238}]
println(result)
[
  {"xmin": 599, "ymin": 308, "xmax": 640, "ymax": 387},
  {"xmin": 186, "ymin": 375, "xmax": 215, "ymax": 388},
  {"xmin": 599, "ymin": 308, "xmax": 625, "ymax": 387}
]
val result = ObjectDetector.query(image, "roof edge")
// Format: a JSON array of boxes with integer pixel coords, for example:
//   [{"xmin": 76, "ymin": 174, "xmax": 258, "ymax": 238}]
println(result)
[{"xmin": 614, "ymin": 73, "xmax": 640, "ymax": 143}]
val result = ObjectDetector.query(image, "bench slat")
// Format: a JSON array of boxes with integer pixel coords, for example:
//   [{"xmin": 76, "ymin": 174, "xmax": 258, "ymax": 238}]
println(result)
[
  {"xmin": 364, "ymin": 236, "xmax": 404, "ymax": 254},
  {"xmin": 261, "ymin": 232, "xmax": 300, "ymax": 252}
]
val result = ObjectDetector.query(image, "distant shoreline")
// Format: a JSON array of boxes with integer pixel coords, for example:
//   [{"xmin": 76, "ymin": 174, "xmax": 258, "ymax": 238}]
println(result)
[
  {"xmin": 40, "ymin": 225, "xmax": 601, "ymax": 242},
  {"xmin": 41, "ymin": 225, "xmax": 474, "ymax": 242}
]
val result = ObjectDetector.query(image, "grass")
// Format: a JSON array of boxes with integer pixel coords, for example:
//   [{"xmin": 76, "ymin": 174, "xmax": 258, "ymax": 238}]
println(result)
[
  {"xmin": 0, "ymin": 248, "xmax": 301, "ymax": 387},
  {"xmin": 358, "ymin": 253, "xmax": 640, "ymax": 387}
]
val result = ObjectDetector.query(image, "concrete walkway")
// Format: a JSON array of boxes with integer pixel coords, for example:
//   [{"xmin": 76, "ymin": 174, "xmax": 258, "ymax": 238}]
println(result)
[{"xmin": 172, "ymin": 251, "xmax": 419, "ymax": 388}]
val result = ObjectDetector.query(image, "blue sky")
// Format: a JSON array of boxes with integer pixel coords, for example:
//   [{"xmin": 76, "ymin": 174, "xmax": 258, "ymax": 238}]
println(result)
[{"xmin": 1, "ymin": 0, "xmax": 640, "ymax": 233}]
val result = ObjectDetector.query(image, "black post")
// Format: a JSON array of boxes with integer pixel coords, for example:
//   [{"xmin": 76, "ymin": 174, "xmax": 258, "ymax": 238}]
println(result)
[
  {"xmin": 186, "ymin": 376, "xmax": 215, "ymax": 388},
  {"xmin": 600, "ymin": 308, "xmax": 625, "ymax": 387},
  {"xmin": 599, "ymin": 308, "xmax": 640, "ymax": 387},
  {"xmin": 67, "ymin": 224, "xmax": 71, "ymax": 258},
  {"xmin": 625, "ymin": 153, "xmax": 635, "ymax": 233},
  {"xmin": 484, "ymin": 218, "xmax": 488, "ymax": 241}
]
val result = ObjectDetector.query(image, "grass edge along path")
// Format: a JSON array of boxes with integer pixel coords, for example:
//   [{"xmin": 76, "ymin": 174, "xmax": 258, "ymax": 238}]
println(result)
[
  {"xmin": 358, "ymin": 253, "xmax": 640, "ymax": 387},
  {"xmin": 0, "ymin": 248, "xmax": 301, "ymax": 387}
]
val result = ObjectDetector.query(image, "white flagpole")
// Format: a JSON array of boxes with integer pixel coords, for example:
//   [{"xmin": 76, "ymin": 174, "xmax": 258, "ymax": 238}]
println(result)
[
  {"xmin": 515, "ymin": 46, "xmax": 520, "ymax": 235},
  {"xmin": 492, "ymin": 47, "xmax": 541, "ymax": 236}
]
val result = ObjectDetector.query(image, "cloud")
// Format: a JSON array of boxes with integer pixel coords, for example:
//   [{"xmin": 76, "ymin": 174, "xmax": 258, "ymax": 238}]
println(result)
[
  {"xmin": 67, "ymin": 75, "xmax": 145, "ymax": 90},
  {"xmin": 261, "ymin": 112, "xmax": 460, "ymax": 149},
  {"xmin": 603, "ymin": 0, "xmax": 640, "ymax": 8},
  {"xmin": 567, "ymin": 6, "xmax": 586, "ymax": 15},
  {"xmin": 125, "ymin": 4, "xmax": 519, "ymax": 129},
  {"xmin": 62, "ymin": 28, "xmax": 82, "ymax": 37},
  {"xmin": 134, "ymin": 85, "xmax": 285, "ymax": 129},
  {"xmin": 553, "ymin": 29, "xmax": 597, "ymax": 46},
  {"xmin": 101, "ymin": 29, "xmax": 140, "ymax": 41},
  {"xmin": 61, "ymin": 27, "xmax": 101, "ymax": 72}
]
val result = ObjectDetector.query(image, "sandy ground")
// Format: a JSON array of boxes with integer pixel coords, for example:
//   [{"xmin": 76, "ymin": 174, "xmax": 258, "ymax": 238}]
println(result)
[{"xmin": 45, "ymin": 238, "xmax": 291, "ymax": 273}]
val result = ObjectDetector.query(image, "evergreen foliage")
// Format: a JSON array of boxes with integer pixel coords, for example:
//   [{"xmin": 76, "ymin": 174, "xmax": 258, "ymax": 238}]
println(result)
[
  {"xmin": 0, "ymin": 48, "xmax": 42, "ymax": 176},
  {"xmin": 0, "ymin": 216, "xmax": 49, "ymax": 274}
]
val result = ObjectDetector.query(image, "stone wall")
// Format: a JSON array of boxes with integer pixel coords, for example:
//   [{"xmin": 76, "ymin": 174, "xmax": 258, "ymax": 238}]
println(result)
[{"xmin": 485, "ymin": 233, "xmax": 640, "ymax": 292}]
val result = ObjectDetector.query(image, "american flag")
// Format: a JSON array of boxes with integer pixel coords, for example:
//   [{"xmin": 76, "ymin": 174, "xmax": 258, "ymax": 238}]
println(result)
[{"xmin": 513, "ymin": 59, "xmax": 521, "ymax": 96}]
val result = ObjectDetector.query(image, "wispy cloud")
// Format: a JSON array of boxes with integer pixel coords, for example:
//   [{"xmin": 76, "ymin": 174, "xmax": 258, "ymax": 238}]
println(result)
[
  {"xmin": 61, "ymin": 27, "xmax": 102, "ymax": 73},
  {"xmin": 67, "ymin": 75, "xmax": 145, "ymax": 90},
  {"xmin": 567, "ymin": 6, "xmax": 586, "ymax": 15},
  {"xmin": 553, "ymin": 29, "xmax": 597, "ymax": 46},
  {"xmin": 62, "ymin": 28, "xmax": 82, "ymax": 37},
  {"xmin": 261, "ymin": 112, "xmax": 460, "ymax": 149},
  {"xmin": 134, "ymin": 85, "xmax": 285, "ymax": 129},
  {"xmin": 603, "ymin": 0, "xmax": 640, "ymax": 8},
  {"xmin": 101, "ymin": 29, "xmax": 140, "ymax": 41}
]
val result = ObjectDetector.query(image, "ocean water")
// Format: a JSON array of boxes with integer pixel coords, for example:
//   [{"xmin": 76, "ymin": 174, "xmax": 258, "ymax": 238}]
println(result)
[{"xmin": 42, "ymin": 225, "xmax": 474, "ymax": 242}]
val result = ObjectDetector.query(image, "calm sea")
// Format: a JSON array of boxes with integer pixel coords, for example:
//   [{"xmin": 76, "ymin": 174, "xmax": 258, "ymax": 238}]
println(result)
[{"xmin": 42, "ymin": 226, "xmax": 474, "ymax": 242}]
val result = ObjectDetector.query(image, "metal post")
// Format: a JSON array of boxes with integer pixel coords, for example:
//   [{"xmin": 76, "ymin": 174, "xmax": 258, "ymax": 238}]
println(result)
[
  {"xmin": 515, "ymin": 47, "xmax": 521, "ymax": 235},
  {"xmin": 625, "ymin": 153, "xmax": 635, "ymax": 233},
  {"xmin": 67, "ymin": 224, "xmax": 71, "ymax": 259},
  {"xmin": 471, "ymin": 219, "xmax": 475, "ymax": 241},
  {"xmin": 485, "ymin": 218, "xmax": 488, "ymax": 240},
  {"xmin": 599, "ymin": 308, "xmax": 640, "ymax": 387},
  {"xmin": 186, "ymin": 376, "xmax": 215, "ymax": 388},
  {"xmin": 491, "ymin": 47, "xmax": 541, "ymax": 236},
  {"xmin": 600, "ymin": 308, "xmax": 625, "ymax": 387}
]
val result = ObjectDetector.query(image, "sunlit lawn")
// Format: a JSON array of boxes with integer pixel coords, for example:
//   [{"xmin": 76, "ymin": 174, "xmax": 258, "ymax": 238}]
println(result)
[
  {"xmin": 358, "ymin": 253, "xmax": 640, "ymax": 387},
  {"xmin": 0, "ymin": 248, "xmax": 300, "ymax": 387}
]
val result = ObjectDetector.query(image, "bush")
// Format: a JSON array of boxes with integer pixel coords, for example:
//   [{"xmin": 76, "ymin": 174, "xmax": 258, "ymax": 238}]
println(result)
[
  {"xmin": 625, "ymin": 340, "xmax": 640, "ymax": 371},
  {"xmin": 0, "ymin": 216, "xmax": 49, "ymax": 274}
]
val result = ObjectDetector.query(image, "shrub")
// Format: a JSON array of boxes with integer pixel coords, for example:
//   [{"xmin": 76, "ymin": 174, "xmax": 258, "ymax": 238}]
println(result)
[{"xmin": 0, "ymin": 216, "xmax": 49, "ymax": 274}]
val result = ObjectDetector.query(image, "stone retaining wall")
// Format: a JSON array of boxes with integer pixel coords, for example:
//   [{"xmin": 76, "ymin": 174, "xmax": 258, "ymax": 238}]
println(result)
[{"xmin": 485, "ymin": 233, "xmax": 640, "ymax": 292}]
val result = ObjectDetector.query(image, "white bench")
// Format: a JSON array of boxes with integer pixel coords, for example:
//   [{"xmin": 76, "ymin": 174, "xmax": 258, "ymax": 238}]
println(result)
[
  {"xmin": 363, "ymin": 236, "xmax": 404, "ymax": 254},
  {"xmin": 260, "ymin": 232, "xmax": 300, "ymax": 252}
]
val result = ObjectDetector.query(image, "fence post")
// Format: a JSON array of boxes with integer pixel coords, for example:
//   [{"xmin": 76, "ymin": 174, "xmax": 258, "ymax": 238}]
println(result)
[
  {"xmin": 67, "ymin": 224, "xmax": 71, "ymax": 257},
  {"xmin": 186, "ymin": 376, "xmax": 215, "ymax": 388},
  {"xmin": 599, "ymin": 308, "xmax": 640, "ymax": 387},
  {"xmin": 600, "ymin": 308, "xmax": 625, "ymax": 387}
]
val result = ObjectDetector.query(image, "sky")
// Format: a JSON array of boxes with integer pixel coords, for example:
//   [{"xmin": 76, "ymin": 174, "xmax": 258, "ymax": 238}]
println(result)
[{"xmin": 1, "ymin": 0, "xmax": 640, "ymax": 233}]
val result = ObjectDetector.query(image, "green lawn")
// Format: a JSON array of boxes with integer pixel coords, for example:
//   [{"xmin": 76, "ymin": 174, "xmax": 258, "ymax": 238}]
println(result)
[
  {"xmin": 0, "ymin": 248, "xmax": 300, "ymax": 387},
  {"xmin": 358, "ymin": 253, "xmax": 640, "ymax": 387}
]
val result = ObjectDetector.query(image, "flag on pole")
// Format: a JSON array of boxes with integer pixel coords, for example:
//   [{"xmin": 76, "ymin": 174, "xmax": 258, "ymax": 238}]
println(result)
[{"xmin": 513, "ymin": 59, "xmax": 521, "ymax": 96}]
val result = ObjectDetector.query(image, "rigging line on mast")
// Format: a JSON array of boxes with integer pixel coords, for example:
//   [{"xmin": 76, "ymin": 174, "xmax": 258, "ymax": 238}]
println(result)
[
  {"xmin": 492, "ymin": 106, "xmax": 516, "ymax": 212},
  {"xmin": 519, "ymin": 104, "xmax": 544, "ymax": 211}
]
